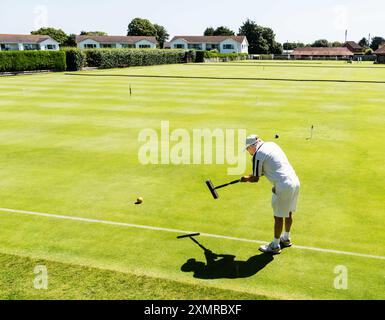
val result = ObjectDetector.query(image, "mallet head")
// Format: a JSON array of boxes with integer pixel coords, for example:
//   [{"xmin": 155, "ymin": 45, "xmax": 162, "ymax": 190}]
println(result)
[{"xmin": 206, "ymin": 180, "xmax": 219, "ymax": 199}]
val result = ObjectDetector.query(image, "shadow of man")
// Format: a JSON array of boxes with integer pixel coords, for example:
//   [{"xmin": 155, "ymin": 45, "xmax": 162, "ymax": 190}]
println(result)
[{"xmin": 181, "ymin": 249, "xmax": 274, "ymax": 279}]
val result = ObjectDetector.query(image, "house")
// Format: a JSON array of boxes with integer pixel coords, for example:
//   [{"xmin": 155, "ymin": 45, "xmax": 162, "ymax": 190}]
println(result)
[
  {"xmin": 374, "ymin": 44, "xmax": 385, "ymax": 64},
  {"xmin": 0, "ymin": 34, "xmax": 59, "ymax": 51},
  {"xmin": 76, "ymin": 35, "xmax": 157, "ymax": 49},
  {"xmin": 168, "ymin": 36, "xmax": 249, "ymax": 54},
  {"xmin": 292, "ymin": 47, "xmax": 354, "ymax": 59},
  {"xmin": 343, "ymin": 41, "xmax": 364, "ymax": 55}
]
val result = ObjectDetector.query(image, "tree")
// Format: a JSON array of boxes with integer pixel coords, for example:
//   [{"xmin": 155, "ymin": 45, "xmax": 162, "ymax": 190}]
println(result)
[
  {"xmin": 127, "ymin": 18, "xmax": 157, "ymax": 36},
  {"xmin": 213, "ymin": 26, "xmax": 235, "ymax": 36},
  {"xmin": 261, "ymin": 27, "xmax": 275, "ymax": 49},
  {"xmin": 271, "ymin": 42, "xmax": 283, "ymax": 54},
  {"xmin": 63, "ymin": 34, "xmax": 77, "ymax": 47},
  {"xmin": 238, "ymin": 20, "xmax": 264, "ymax": 53},
  {"xmin": 283, "ymin": 42, "xmax": 305, "ymax": 50},
  {"xmin": 31, "ymin": 27, "xmax": 68, "ymax": 44},
  {"xmin": 311, "ymin": 39, "xmax": 329, "ymax": 47},
  {"xmin": 80, "ymin": 31, "xmax": 108, "ymax": 36},
  {"xmin": 154, "ymin": 24, "xmax": 169, "ymax": 48},
  {"xmin": 238, "ymin": 19, "xmax": 279, "ymax": 54},
  {"xmin": 331, "ymin": 41, "xmax": 342, "ymax": 47},
  {"xmin": 204, "ymin": 27, "xmax": 215, "ymax": 36},
  {"xmin": 358, "ymin": 37, "xmax": 369, "ymax": 48},
  {"xmin": 370, "ymin": 36, "xmax": 385, "ymax": 51},
  {"xmin": 365, "ymin": 48, "xmax": 373, "ymax": 55}
]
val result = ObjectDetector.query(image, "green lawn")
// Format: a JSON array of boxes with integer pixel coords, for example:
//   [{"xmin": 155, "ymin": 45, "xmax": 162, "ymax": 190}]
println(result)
[{"xmin": 0, "ymin": 60, "xmax": 384, "ymax": 300}]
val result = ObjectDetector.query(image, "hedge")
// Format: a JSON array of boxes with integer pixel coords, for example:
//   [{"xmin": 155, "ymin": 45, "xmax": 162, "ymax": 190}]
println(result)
[
  {"xmin": 82, "ymin": 49, "xmax": 186, "ymax": 69},
  {"xmin": 0, "ymin": 48, "xmax": 248, "ymax": 73},
  {"xmin": 203, "ymin": 50, "xmax": 248, "ymax": 61},
  {"xmin": 0, "ymin": 51, "xmax": 66, "ymax": 72},
  {"xmin": 62, "ymin": 48, "xmax": 86, "ymax": 71}
]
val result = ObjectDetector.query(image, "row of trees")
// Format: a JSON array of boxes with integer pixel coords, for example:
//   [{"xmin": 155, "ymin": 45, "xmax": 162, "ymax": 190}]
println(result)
[
  {"xmin": 30, "ymin": 19, "xmax": 384, "ymax": 54},
  {"xmin": 30, "ymin": 18, "xmax": 170, "ymax": 49},
  {"xmin": 203, "ymin": 20, "xmax": 282, "ymax": 54},
  {"xmin": 30, "ymin": 18, "xmax": 282, "ymax": 54},
  {"xmin": 358, "ymin": 37, "xmax": 385, "ymax": 51},
  {"xmin": 283, "ymin": 37, "xmax": 385, "ymax": 52},
  {"xmin": 31, "ymin": 28, "xmax": 109, "ymax": 47}
]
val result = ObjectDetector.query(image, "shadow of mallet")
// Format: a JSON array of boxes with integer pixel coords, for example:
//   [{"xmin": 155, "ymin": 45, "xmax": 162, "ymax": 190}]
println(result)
[
  {"xmin": 206, "ymin": 179, "xmax": 241, "ymax": 199},
  {"xmin": 177, "ymin": 233, "xmax": 207, "ymax": 250}
]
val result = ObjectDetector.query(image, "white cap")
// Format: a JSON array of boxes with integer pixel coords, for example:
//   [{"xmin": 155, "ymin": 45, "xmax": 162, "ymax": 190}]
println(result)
[{"xmin": 245, "ymin": 134, "xmax": 259, "ymax": 150}]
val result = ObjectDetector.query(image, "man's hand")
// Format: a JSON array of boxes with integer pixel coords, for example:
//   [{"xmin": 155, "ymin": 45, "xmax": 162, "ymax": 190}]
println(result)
[
  {"xmin": 241, "ymin": 175, "xmax": 259, "ymax": 183},
  {"xmin": 240, "ymin": 176, "xmax": 250, "ymax": 183}
]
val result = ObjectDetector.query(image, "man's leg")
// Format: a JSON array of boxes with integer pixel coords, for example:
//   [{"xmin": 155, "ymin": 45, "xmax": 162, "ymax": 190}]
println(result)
[
  {"xmin": 281, "ymin": 212, "xmax": 293, "ymax": 247},
  {"xmin": 285, "ymin": 212, "xmax": 293, "ymax": 233},
  {"xmin": 274, "ymin": 216, "xmax": 284, "ymax": 239},
  {"xmin": 259, "ymin": 217, "xmax": 283, "ymax": 254}
]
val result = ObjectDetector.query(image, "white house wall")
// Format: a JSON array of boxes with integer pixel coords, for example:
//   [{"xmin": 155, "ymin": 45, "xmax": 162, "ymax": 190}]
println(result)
[
  {"xmin": 170, "ymin": 39, "xmax": 188, "ymax": 49},
  {"xmin": 220, "ymin": 39, "xmax": 240, "ymax": 53},
  {"xmin": 78, "ymin": 39, "xmax": 101, "ymax": 49},
  {"xmin": 39, "ymin": 39, "xmax": 60, "ymax": 50},
  {"xmin": 78, "ymin": 39, "xmax": 156, "ymax": 49},
  {"xmin": 240, "ymin": 39, "xmax": 249, "ymax": 53},
  {"xmin": 135, "ymin": 40, "xmax": 156, "ymax": 48},
  {"xmin": 169, "ymin": 38, "xmax": 248, "ymax": 53}
]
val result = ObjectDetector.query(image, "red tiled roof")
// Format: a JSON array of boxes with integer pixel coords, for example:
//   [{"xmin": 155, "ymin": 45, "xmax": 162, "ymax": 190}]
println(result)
[
  {"xmin": 343, "ymin": 41, "xmax": 362, "ymax": 50},
  {"xmin": 0, "ymin": 34, "xmax": 56, "ymax": 44},
  {"xmin": 170, "ymin": 36, "xmax": 247, "ymax": 44},
  {"xmin": 374, "ymin": 45, "xmax": 385, "ymax": 55},
  {"xmin": 76, "ymin": 35, "xmax": 157, "ymax": 44},
  {"xmin": 292, "ymin": 47, "xmax": 354, "ymax": 56}
]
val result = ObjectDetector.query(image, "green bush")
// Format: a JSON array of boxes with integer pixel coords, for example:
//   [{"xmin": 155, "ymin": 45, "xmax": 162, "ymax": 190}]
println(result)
[
  {"xmin": 0, "ymin": 51, "xmax": 66, "ymax": 72},
  {"xmin": 84, "ymin": 50, "xmax": 103, "ymax": 68},
  {"xmin": 365, "ymin": 48, "xmax": 374, "ymax": 55},
  {"xmin": 195, "ymin": 51, "xmax": 205, "ymax": 63},
  {"xmin": 203, "ymin": 51, "xmax": 248, "ymax": 61},
  {"xmin": 62, "ymin": 48, "xmax": 86, "ymax": 71},
  {"xmin": 184, "ymin": 50, "xmax": 196, "ymax": 63}
]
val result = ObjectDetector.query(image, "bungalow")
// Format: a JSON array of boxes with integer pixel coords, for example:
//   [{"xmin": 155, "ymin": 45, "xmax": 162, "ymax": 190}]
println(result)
[
  {"xmin": 342, "ymin": 41, "xmax": 364, "ymax": 55},
  {"xmin": 374, "ymin": 44, "xmax": 385, "ymax": 64},
  {"xmin": 0, "ymin": 34, "xmax": 59, "ymax": 51},
  {"xmin": 292, "ymin": 47, "xmax": 354, "ymax": 59},
  {"xmin": 169, "ymin": 36, "xmax": 249, "ymax": 54},
  {"xmin": 76, "ymin": 35, "xmax": 157, "ymax": 49}
]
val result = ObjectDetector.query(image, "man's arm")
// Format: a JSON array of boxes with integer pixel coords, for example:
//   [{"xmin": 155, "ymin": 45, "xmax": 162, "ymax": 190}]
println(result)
[{"xmin": 240, "ymin": 175, "xmax": 259, "ymax": 183}]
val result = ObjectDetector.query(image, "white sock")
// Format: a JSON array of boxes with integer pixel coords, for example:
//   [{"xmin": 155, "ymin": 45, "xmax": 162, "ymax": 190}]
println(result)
[
  {"xmin": 283, "ymin": 232, "xmax": 290, "ymax": 240},
  {"xmin": 273, "ymin": 238, "xmax": 280, "ymax": 247}
]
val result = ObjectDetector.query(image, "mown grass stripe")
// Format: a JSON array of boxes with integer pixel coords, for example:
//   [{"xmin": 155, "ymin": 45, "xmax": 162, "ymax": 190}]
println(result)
[{"xmin": 1, "ymin": 207, "xmax": 384, "ymax": 261}]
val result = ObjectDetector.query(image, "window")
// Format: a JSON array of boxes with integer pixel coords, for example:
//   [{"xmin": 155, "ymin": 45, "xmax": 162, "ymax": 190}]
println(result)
[
  {"xmin": 139, "ymin": 44, "xmax": 151, "ymax": 48},
  {"xmin": 223, "ymin": 44, "xmax": 234, "ymax": 50},
  {"xmin": 188, "ymin": 44, "xmax": 202, "ymax": 50},
  {"xmin": 101, "ymin": 44, "xmax": 116, "ymax": 48},
  {"xmin": 206, "ymin": 44, "xmax": 219, "ymax": 51},
  {"xmin": 2, "ymin": 44, "xmax": 18, "ymax": 51},
  {"xmin": 23, "ymin": 44, "xmax": 39, "ymax": 50},
  {"xmin": 47, "ymin": 44, "xmax": 56, "ymax": 50},
  {"xmin": 174, "ymin": 44, "xmax": 185, "ymax": 49},
  {"xmin": 84, "ymin": 44, "xmax": 97, "ymax": 49}
]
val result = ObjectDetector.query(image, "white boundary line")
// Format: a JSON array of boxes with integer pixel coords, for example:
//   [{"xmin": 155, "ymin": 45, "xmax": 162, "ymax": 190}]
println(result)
[{"xmin": 1, "ymin": 207, "xmax": 384, "ymax": 261}]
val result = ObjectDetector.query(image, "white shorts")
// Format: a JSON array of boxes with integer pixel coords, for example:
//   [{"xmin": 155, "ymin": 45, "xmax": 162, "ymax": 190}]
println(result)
[{"xmin": 271, "ymin": 178, "xmax": 300, "ymax": 218}]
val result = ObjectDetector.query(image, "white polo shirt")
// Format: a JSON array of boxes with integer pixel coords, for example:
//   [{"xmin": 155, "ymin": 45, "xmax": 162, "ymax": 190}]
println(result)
[{"xmin": 252, "ymin": 142, "xmax": 298, "ymax": 186}]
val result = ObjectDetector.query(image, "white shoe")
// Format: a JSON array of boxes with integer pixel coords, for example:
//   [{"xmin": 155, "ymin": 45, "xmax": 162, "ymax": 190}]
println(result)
[
  {"xmin": 259, "ymin": 242, "xmax": 281, "ymax": 255},
  {"xmin": 280, "ymin": 237, "xmax": 293, "ymax": 248}
]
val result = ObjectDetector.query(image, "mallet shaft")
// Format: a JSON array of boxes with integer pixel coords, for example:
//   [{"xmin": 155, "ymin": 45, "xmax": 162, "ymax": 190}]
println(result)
[{"xmin": 214, "ymin": 179, "xmax": 241, "ymax": 190}]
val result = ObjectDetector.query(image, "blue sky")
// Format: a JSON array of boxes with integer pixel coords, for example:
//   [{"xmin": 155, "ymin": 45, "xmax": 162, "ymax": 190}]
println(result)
[{"xmin": 0, "ymin": 0, "xmax": 383, "ymax": 43}]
